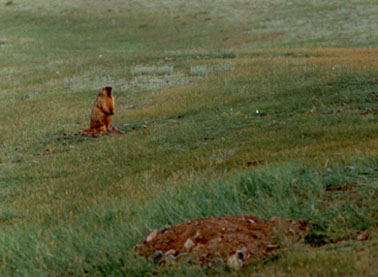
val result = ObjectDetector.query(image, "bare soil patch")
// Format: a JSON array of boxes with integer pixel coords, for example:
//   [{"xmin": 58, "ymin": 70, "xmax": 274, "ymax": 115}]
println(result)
[
  {"xmin": 61, "ymin": 126, "xmax": 123, "ymax": 138},
  {"xmin": 135, "ymin": 215, "xmax": 307, "ymax": 269},
  {"xmin": 325, "ymin": 184, "xmax": 357, "ymax": 194}
]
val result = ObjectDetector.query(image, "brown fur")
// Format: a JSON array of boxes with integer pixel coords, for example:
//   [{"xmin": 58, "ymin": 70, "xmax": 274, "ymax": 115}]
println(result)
[
  {"xmin": 82, "ymin": 86, "xmax": 115, "ymax": 134},
  {"xmin": 60, "ymin": 86, "xmax": 123, "ymax": 139}
]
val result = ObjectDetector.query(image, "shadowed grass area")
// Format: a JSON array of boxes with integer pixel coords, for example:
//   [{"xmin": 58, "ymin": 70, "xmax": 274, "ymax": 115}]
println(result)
[{"xmin": 0, "ymin": 0, "xmax": 377, "ymax": 275}]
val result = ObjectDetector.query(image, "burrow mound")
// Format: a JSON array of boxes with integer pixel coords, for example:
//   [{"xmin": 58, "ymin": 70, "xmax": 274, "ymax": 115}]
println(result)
[
  {"xmin": 61, "ymin": 126, "xmax": 124, "ymax": 138},
  {"xmin": 135, "ymin": 215, "xmax": 307, "ymax": 269}
]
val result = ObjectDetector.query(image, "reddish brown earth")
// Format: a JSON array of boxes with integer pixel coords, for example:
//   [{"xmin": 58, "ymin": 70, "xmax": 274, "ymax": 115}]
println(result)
[
  {"xmin": 135, "ymin": 215, "xmax": 307, "ymax": 268},
  {"xmin": 61, "ymin": 126, "xmax": 123, "ymax": 138},
  {"xmin": 325, "ymin": 184, "xmax": 357, "ymax": 194},
  {"xmin": 246, "ymin": 160, "xmax": 265, "ymax": 167}
]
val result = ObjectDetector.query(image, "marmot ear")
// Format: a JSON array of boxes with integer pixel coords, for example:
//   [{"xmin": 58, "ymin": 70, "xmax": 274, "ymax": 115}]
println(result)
[{"xmin": 103, "ymin": 86, "xmax": 112, "ymax": 96}]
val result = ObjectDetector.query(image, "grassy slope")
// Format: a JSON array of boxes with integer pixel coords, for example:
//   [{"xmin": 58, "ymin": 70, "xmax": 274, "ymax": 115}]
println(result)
[{"xmin": 0, "ymin": 0, "xmax": 377, "ymax": 275}]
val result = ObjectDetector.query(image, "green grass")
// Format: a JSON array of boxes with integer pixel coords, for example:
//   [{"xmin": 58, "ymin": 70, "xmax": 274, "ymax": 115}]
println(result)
[
  {"xmin": 0, "ymin": 0, "xmax": 377, "ymax": 275},
  {"xmin": 1, "ymin": 160, "xmax": 377, "ymax": 275}
]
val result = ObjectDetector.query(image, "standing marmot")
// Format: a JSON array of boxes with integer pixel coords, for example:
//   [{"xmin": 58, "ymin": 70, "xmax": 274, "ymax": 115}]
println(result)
[
  {"xmin": 84, "ymin": 86, "xmax": 115, "ymax": 134},
  {"xmin": 60, "ymin": 86, "xmax": 121, "ymax": 138}
]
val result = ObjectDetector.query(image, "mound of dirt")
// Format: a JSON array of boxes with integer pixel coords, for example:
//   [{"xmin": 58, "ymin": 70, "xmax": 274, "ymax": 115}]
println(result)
[
  {"xmin": 61, "ymin": 126, "xmax": 123, "ymax": 138},
  {"xmin": 135, "ymin": 215, "xmax": 307, "ymax": 269}
]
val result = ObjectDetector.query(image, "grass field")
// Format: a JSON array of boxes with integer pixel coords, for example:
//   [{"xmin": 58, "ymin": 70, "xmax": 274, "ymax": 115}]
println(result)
[{"xmin": 0, "ymin": 0, "xmax": 377, "ymax": 275}]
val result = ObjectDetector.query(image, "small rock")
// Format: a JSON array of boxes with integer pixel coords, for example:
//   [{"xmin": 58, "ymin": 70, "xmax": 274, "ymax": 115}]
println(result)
[
  {"xmin": 165, "ymin": 249, "xmax": 176, "ymax": 256},
  {"xmin": 193, "ymin": 231, "xmax": 201, "ymax": 239},
  {"xmin": 176, "ymin": 252, "xmax": 192, "ymax": 264},
  {"xmin": 271, "ymin": 216, "xmax": 279, "ymax": 222},
  {"xmin": 237, "ymin": 247, "xmax": 247, "ymax": 254},
  {"xmin": 356, "ymin": 231, "xmax": 368, "ymax": 241},
  {"xmin": 146, "ymin": 230, "xmax": 158, "ymax": 242},
  {"xmin": 166, "ymin": 254, "xmax": 176, "ymax": 261},
  {"xmin": 200, "ymin": 252, "xmax": 211, "ymax": 259},
  {"xmin": 360, "ymin": 108, "xmax": 372, "ymax": 115},
  {"xmin": 133, "ymin": 243, "xmax": 142, "ymax": 251},
  {"xmin": 236, "ymin": 247, "xmax": 247, "ymax": 259},
  {"xmin": 184, "ymin": 238, "xmax": 195, "ymax": 250},
  {"xmin": 266, "ymin": 244, "xmax": 279, "ymax": 251},
  {"xmin": 150, "ymin": 250, "xmax": 163, "ymax": 265},
  {"xmin": 247, "ymin": 219, "xmax": 256, "ymax": 224},
  {"xmin": 184, "ymin": 256, "xmax": 193, "ymax": 264},
  {"xmin": 159, "ymin": 227, "xmax": 167, "ymax": 233},
  {"xmin": 176, "ymin": 252, "xmax": 190, "ymax": 259},
  {"xmin": 193, "ymin": 243, "xmax": 204, "ymax": 253},
  {"xmin": 227, "ymin": 254, "xmax": 243, "ymax": 270},
  {"xmin": 345, "ymin": 166, "xmax": 355, "ymax": 171}
]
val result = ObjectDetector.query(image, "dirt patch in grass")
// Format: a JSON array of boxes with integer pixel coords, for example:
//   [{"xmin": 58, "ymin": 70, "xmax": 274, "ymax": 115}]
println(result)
[
  {"xmin": 60, "ymin": 120, "xmax": 155, "ymax": 140},
  {"xmin": 61, "ymin": 126, "xmax": 124, "ymax": 138},
  {"xmin": 135, "ymin": 215, "xmax": 307, "ymax": 269},
  {"xmin": 325, "ymin": 184, "xmax": 357, "ymax": 194}
]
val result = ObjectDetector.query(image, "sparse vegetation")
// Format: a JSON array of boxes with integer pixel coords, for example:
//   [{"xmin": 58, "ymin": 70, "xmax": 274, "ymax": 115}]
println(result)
[
  {"xmin": 0, "ymin": 0, "xmax": 377, "ymax": 275},
  {"xmin": 190, "ymin": 64, "xmax": 211, "ymax": 76},
  {"xmin": 131, "ymin": 65, "xmax": 174, "ymax": 76}
]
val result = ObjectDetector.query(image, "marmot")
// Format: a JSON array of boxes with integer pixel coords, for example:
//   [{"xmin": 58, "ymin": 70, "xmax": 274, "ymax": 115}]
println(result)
[{"xmin": 84, "ymin": 86, "xmax": 115, "ymax": 134}]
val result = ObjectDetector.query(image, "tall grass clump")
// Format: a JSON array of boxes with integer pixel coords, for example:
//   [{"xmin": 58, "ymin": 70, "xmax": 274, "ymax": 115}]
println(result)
[{"xmin": 147, "ymin": 158, "xmax": 377, "ymax": 243}]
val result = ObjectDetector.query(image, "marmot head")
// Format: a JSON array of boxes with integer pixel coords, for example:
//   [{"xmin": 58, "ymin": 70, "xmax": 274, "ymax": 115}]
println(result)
[{"xmin": 102, "ymin": 86, "xmax": 112, "ymax": 97}]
